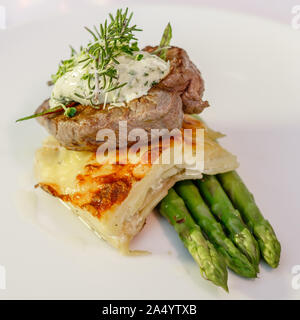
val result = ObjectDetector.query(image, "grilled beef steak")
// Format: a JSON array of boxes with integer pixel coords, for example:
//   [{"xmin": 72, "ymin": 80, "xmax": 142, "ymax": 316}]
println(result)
[
  {"xmin": 36, "ymin": 46, "xmax": 208, "ymax": 151},
  {"xmin": 143, "ymin": 46, "xmax": 209, "ymax": 114},
  {"xmin": 36, "ymin": 88, "xmax": 183, "ymax": 151}
]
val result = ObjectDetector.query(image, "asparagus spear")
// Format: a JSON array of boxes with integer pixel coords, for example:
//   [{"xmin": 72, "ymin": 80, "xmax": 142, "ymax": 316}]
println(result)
[
  {"xmin": 217, "ymin": 171, "xmax": 281, "ymax": 268},
  {"xmin": 159, "ymin": 188, "xmax": 228, "ymax": 291},
  {"xmin": 174, "ymin": 180, "xmax": 257, "ymax": 278},
  {"xmin": 196, "ymin": 175, "xmax": 260, "ymax": 270}
]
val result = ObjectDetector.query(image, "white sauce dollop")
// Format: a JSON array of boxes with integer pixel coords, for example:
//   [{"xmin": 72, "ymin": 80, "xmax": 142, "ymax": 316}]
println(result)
[{"xmin": 49, "ymin": 51, "xmax": 170, "ymax": 108}]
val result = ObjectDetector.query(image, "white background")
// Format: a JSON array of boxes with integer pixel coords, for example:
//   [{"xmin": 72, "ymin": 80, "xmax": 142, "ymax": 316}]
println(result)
[
  {"xmin": 0, "ymin": 1, "xmax": 300, "ymax": 299},
  {"xmin": 1, "ymin": 0, "xmax": 300, "ymax": 27}
]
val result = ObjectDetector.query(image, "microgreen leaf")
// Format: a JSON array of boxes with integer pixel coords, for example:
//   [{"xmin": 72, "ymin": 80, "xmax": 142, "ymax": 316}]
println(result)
[
  {"xmin": 16, "ymin": 106, "xmax": 63, "ymax": 122},
  {"xmin": 158, "ymin": 22, "xmax": 172, "ymax": 60},
  {"xmin": 64, "ymin": 107, "xmax": 77, "ymax": 117},
  {"xmin": 135, "ymin": 53, "xmax": 143, "ymax": 61}
]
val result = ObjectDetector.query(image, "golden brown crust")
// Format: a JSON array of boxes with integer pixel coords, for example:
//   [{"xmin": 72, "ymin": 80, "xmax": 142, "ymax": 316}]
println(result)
[
  {"xmin": 35, "ymin": 115, "xmax": 238, "ymax": 221},
  {"xmin": 37, "ymin": 161, "xmax": 151, "ymax": 218}
]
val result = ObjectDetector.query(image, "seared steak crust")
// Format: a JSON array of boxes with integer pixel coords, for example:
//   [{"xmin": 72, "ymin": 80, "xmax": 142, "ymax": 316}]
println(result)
[
  {"xmin": 143, "ymin": 46, "xmax": 209, "ymax": 114},
  {"xmin": 36, "ymin": 88, "xmax": 183, "ymax": 151}
]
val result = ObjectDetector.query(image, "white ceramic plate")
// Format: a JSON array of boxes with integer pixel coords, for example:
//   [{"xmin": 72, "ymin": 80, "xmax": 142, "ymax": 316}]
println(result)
[{"xmin": 1, "ymin": 3, "xmax": 300, "ymax": 299}]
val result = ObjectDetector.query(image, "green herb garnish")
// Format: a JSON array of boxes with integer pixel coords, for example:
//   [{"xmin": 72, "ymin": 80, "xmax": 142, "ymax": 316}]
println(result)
[
  {"xmin": 16, "ymin": 106, "xmax": 64, "ymax": 122},
  {"xmin": 16, "ymin": 9, "xmax": 172, "ymax": 122},
  {"xmin": 16, "ymin": 8, "xmax": 141, "ymax": 122},
  {"xmin": 154, "ymin": 22, "xmax": 172, "ymax": 61},
  {"xmin": 65, "ymin": 107, "xmax": 77, "ymax": 117},
  {"xmin": 77, "ymin": 8, "xmax": 142, "ymax": 104},
  {"xmin": 50, "ymin": 46, "xmax": 78, "ymax": 85},
  {"xmin": 135, "ymin": 53, "xmax": 143, "ymax": 61},
  {"xmin": 128, "ymin": 70, "xmax": 136, "ymax": 76}
]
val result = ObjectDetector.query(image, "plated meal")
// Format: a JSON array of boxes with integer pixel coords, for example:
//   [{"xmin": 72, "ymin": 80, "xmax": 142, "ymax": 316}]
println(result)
[{"xmin": 17, "ymin": 8, "xmax": 281, "ymax": 291}]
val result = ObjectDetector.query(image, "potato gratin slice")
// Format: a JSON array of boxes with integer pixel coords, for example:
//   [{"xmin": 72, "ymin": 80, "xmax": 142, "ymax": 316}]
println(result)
[{"xmin": 35, "ymin": 115, "xmax": 238, "ymax": 253}]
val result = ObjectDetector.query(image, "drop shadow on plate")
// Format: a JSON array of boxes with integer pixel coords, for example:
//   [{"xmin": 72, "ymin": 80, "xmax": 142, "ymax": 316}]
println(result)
[{"xmin": 147, "ymin": 209, "xmax": 224, "ymax": 297}]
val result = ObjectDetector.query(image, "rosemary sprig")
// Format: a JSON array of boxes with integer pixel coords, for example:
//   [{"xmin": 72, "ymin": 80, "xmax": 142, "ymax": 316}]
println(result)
[
  {"xmin": 78, "ymin": 8, "xmax": 142, "ymax": 104},
  {"xmin": 17, "ymin": 8, "xmax": 142, "ymax": 122},
  {"xmin": 49, "ymin": 8, "xmax": 142, "ymax": 107},
  {"xmin": 16, "ymin": 9, "xmax": 172, "ymax": 123}
]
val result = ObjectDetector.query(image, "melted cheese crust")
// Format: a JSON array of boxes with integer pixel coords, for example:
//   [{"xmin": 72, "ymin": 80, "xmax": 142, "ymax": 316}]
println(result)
[{"xmin": 36, "ymin": 148, "xmax": 151, "ymax": 218}]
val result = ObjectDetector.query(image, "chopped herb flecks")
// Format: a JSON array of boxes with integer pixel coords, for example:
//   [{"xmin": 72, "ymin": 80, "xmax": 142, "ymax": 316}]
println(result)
[{"xmin": 16, "ymin": 10, "xmax": 173, "ymax": 122}]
